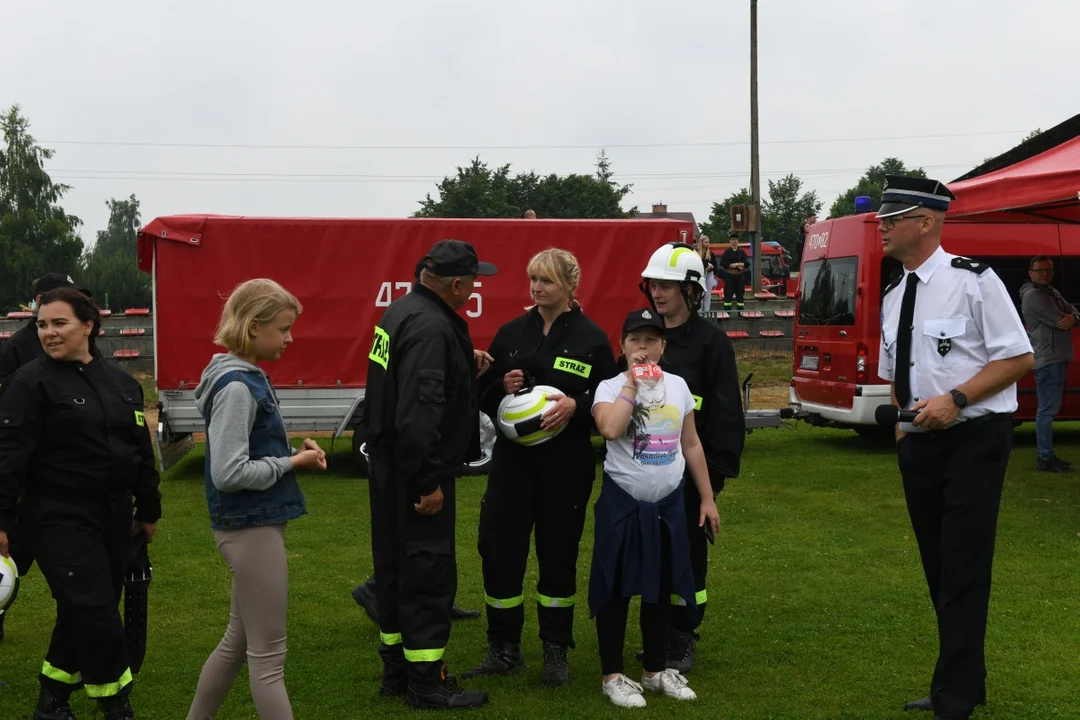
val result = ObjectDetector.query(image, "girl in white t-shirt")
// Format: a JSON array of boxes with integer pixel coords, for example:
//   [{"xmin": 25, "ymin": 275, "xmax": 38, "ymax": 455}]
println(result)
[{"xmin": 589, "ymin": 309, "xmax": 720, "ymax": 709}]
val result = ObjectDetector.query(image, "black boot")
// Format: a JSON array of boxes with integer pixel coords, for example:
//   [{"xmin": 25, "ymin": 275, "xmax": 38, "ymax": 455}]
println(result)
[
  {"xmin": 351, "ymin": 576, "xmax": 379, "ymax": 625},
  {"xmin": 0, "ymin": 610, "xmax": 6, "ymax": 642},
  {"xmin": 461, "ymin": 641, "xmax": 525, "ymax": 679},
  {"xmin": 541, "ymin": 642, "xmax": 569, "ymax": 687},
  {"xmin": 407, "ymin": 664, "xmax": 488, "ymax": 710},
  {"xmin": 379, "ymin": 643, "xmax": 408, "ymax": 697},
  {"xmin": 667, "ymin": 629, "xmax": 697, "ymax": 675},
  {"xmin": 98, "ymin": 694, "xmax": 134, "ymax": 720},
  {"xmin": 32, "ymin": 686, "xmax": 77, "ymax": 720},
  {"xmin": 449, "ymin": 605, "xmax": 481, "ymax": 621}
]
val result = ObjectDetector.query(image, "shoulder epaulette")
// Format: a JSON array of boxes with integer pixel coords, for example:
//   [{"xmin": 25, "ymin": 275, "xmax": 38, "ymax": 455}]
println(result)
[
  {"xmin": 882, "ymin": 273, "xmax": 903, "ymax": 298},
  {"xmin": 952, "ymin": 257, "xmax": 989, "ymax": 275}
]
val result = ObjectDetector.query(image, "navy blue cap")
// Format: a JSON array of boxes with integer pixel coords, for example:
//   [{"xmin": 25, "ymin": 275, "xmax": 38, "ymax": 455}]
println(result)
[
  {"xmin": 877, "ymin": 175, "xmax": 957, "ymax": 219},
  {"xmin": 622, "ymin": 307, "xmax": 665, "ymax": 336}
]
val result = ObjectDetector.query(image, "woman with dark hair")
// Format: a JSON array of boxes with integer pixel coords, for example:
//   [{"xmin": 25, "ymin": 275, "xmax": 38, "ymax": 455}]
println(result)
[{"xmin": 0, "ymin": 287, "xmax": 161, "ymax": 720}]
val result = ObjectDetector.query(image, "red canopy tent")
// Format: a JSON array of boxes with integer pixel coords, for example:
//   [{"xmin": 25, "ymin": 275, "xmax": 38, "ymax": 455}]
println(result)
[{"xmin": 947, "ymin": 114, "xmax": 1080, "ymax": 223}]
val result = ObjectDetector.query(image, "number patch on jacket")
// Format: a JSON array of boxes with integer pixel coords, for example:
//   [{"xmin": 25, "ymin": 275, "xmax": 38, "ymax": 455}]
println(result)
[
  {"xmin": 553, "ymin": 357, "xmax": 591, "ymax": 378},
  {"xmin": 369, "ymin": 326, "xmax": 391, "ymax": 370},
  {"xmin": 134, "ymin": 411, "xmax": 146, "ymax": 427}
]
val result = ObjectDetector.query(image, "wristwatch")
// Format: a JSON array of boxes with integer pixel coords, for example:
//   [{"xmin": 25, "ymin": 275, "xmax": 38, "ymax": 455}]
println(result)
[{"xmin": 949, "ymin": 389, "xmax": 968, "ymax": 408}]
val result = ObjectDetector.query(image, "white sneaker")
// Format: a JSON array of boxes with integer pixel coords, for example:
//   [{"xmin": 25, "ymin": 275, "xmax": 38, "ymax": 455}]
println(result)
[
  {"xmin": 602, "ymin": 674, "xmax": 647, "ymax": 708},
  {"xmin": 641, "ymin": 668, "xmax": 697, "ymax": 700}
]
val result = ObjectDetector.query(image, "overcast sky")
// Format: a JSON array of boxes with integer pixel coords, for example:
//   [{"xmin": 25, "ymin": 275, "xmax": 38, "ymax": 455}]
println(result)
[{"xmin": 2, "ymin": 0, "xmax": 1078, "ymax": 247}]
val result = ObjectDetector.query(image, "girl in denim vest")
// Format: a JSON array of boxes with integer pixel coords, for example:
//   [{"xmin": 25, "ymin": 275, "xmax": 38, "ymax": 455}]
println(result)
[{"xmin": 188, "ymin": 279, "xmax": 326, "ymax": 720}]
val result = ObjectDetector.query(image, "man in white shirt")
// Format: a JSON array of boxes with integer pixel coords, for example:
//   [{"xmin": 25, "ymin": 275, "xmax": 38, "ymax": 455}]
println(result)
[{"xmin": 877, "ymin": 175, "xmax": 1034, "ymax": 720}]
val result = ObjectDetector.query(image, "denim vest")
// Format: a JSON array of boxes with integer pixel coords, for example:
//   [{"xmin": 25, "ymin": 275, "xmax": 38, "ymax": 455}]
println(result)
[{"xmin": 202, "ymin": 371, "xmax": 306, "ymax": 530}]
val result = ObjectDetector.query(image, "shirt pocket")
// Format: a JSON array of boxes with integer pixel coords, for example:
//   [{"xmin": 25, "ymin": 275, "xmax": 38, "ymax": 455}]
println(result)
[
  {"xmin": 417, "ymin": 368, "xmax": 447, "ymax": 404},
  {"xmin": 922, "ymin": 318, "xmax": 966, "ymax": 366},
  {"xmin": 551, "ymin": 351, "xmax": 595, "ymax": 395}
]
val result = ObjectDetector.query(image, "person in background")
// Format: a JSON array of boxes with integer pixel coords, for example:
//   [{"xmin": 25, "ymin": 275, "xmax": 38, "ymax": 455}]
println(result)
[
  {"xmin": 697, "ymin": 236, "xmax": 718, "ymax": 313},
  {"xmin": 464, "ymin": 248, "xmax": 616, "ymax": 687},
  {"xmin": 0, "ymin": 288, "xmax": 160, "ymax": 720},
  {"xmin": 1019, "ymin": 255, "xmax": 1077, "ymax": 472},
  {"xmin": 187, "ymin": 279, "xmax": 327, "ymax": 720},
  {"xmin": 794, "ymin": 212, "xmax": 817, "ymax": 269},
  {"xmin": 524, "ymin": 209, "xmax": 537, "ymax": 219},
  {"xmin": 719, "ymin": 233, "xmax": 748, "ymax": 312},
  {"xmin": 0, "ymin": 272, "xmax": 89, "ymax": 645},
  {"xmin": 589, "ymin": 309, "xmax": 719, "ymax": 708}
]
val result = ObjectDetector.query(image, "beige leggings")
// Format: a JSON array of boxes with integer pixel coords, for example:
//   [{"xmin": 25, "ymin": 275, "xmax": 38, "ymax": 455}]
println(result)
[{"xmin": 187, "ymin": 523, "xmax": 292, "ymax": 720}]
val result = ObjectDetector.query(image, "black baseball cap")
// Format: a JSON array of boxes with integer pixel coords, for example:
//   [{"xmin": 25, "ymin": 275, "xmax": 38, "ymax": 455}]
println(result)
[
  {"xmin": 622, "ymin": 308, "xmax": 666, "ymax": 336},
  {"xmin": 34, "ymin": 272, "xmax": 90, "ymax": 297},
  {"xmin": 422, "ymin": 239, "xmax": 497, "ymax": 277},
  {"xmin": 728, "ymin": 231, "xmax": 740, "ymax": 239}
]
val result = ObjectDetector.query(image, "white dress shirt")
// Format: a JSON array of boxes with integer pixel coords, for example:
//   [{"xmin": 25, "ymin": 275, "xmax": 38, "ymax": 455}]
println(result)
[{"xmin": 879, "ymin": 246, "xmax": 1033, "ymax": 432}]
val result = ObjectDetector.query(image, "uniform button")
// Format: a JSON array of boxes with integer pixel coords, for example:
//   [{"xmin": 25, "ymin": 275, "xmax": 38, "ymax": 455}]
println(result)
[
  {"xmin": 914, "ymin": 397, "xmax": 920, "ymax": 402},
  {"xmin": 910, "ymin": 361, "xmax": 915, "ymax": 366},
  {"xmin": 2, "ymin": 419, "xmax": 7, "ymax": 424},
  {"xmin": 940, "ymin": 332, "xmax": 945, "ymax": 337}
]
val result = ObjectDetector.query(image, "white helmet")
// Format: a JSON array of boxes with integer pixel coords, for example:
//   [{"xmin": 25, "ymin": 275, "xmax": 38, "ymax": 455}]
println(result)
[
  {"xmin": 0, "ymin": 555, "xmax": 18, "ymax": 615},
  {"xmin": 496, "ymin": 384, "xmax": 567, "ymax": 447},
  {"xmin": 641, "ymin": 243, "xmax": 707, "ymax": 294}
]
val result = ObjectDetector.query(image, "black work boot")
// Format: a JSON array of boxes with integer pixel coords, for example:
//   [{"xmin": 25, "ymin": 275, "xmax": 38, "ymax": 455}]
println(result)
[
  {"xmin": 33, "ymin": 686, "xmax": 77, "ymax": 720},
  {"xmin": 541, "ymin": 642, "xmax": 569, "ymax": 687},
  {"xmin": 407, "ymin": 663, "xmax": 489, "ymax": 710},
  {"xmin": 98, "ymin": 694, "xmax": 134, "ymax": 720},
  {"xmin": 351, "ymin": 576, "xmax": 379, "ymax": 624},
  {"xmin": 379, "ymin": 643, "xmax": 409, "ymax": 697},
  {"xmin": 0, "ymin": 610, "xmax": 6, "ymax": 642},
  {"xmin": 461, "ymin": 641, "xmax": 525, "ymax": 679},
  {"xmin": 449, "ymin": 605, "xmax": 481, "ymax": 621},
  {"xmin": 667, "ymin": 629, "xmax": 697, "ymax": 675}
]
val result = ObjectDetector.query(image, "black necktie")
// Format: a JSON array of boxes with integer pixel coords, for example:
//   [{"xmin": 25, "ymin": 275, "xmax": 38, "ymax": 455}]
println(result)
[{"xmin": 894, "ymin": 273, "xmax": 919, "ymax": 408}]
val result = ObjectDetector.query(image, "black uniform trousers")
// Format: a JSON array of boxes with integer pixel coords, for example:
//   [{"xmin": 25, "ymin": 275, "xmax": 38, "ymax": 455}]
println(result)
[
  {"xmin": 477, "ymin": 437, "xmax": 595, "ymax": 647},
  {"xmin": 25, "ymin": 493, "xmax": 133, "ymax": 698},
  {"xmin": 671, "ymin": 476, "xmax": 709, "ymax": 634},
  {"xmin": 897, "ymin": 414, "xmax": 1012, "ymax": 720},
  {"xmin": 722, "ymin": 274, "xmax": 745, "ymax": 309},
  {"xmin": 370, "ymin": 463, "xmax": 457, "ymax": 687}
]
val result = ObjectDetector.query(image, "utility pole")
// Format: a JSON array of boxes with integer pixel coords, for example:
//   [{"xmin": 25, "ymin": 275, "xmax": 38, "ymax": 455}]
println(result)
[{"xmin": 749, "ymin": 0, "xmax": 762, "ymax": 293}]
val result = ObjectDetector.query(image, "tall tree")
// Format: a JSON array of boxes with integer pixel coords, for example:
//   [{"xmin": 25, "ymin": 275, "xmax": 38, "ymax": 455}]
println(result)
[
  {"xmin": 81, "ymin": 195, "xmax": 151, "ymax": 310},
  {"xmin": 0, "ymin": 105, "xmax": 83, "ymax": 312},
  {"xmin": 414, "ymin": 151, "xmax": 634, "ymax": 219},
  {"xmin": 699, "ymin": 187, "xmax": 752, "ymax": 240},
  {"xmin": 829, "ymin": 158, "xmax": 927, "ymax": 219},
  {"xmin": 761, "ymin": 174, "xmax": 822, "ymax": 253}
]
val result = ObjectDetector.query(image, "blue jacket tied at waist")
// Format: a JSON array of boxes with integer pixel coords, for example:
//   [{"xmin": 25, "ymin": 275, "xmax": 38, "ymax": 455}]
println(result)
[{"xmin": 588, "ymin": 472, "xmax": 696, "ymax": 616}]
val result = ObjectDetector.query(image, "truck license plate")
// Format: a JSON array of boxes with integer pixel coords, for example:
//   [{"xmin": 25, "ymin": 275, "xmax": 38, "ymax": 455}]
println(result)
[{"xmin": 800, "ymin": 355, "xmax": 819, "ymax": 371}]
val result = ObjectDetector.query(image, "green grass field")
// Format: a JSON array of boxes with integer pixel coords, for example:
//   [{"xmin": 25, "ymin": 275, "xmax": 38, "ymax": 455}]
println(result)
[{"xmin": 2, "ymin": 423, "xmax": 1079, "ymax": 719}]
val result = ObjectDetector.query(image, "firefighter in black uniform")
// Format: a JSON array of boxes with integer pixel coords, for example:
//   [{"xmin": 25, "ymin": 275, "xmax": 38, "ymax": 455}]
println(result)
[
  {"xmin": 0, "ymin": 272, "xmax": 88, "ymax": 645},
  {"xmin": 463, "ymin": 248, "xmax": 617, "ymax": 687},
  {"xmin": 0, "ymin": 288, "xmax": 160, "ymax": 720},
  {"xmin": 639, "ymin": 242, "xmax": 745, "ymax": 674},
  {"xmin": 364, "ymin": 240, "xmax": 496, "ymax": 710}
]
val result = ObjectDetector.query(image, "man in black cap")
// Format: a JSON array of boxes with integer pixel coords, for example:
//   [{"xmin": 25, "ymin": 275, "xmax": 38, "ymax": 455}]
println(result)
[
  {"xmin": 877, "ymin": 176, "xmax": 1033, "ymax": 720},
  {"xmin": 363, "ymin": 239, "xmax": 496, "ymax": 709},
  {"xmin": 0, "ymin": 272, "xmax": 87, "ymax": 644},
  {"xmin": 718, "ymin": 232, "xmax": 748, "ymax": 312}
]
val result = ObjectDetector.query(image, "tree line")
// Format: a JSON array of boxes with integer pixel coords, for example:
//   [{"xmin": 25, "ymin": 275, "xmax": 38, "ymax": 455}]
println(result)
[
  {"xmin": 1, "ymin": 105, "xmax": 149, "ymax": 313},
  {"xmin": 1, "ymin": 100, "xmax": 1034, "ymax": 313}
]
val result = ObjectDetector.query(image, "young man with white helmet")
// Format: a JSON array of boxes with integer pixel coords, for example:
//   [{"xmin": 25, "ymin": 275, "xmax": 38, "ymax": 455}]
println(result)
[{"xmin": 638, "ymin": 242, "xmax": 745, "ymax": 673}]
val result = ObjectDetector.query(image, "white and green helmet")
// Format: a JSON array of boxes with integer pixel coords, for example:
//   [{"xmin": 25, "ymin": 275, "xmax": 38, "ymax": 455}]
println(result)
[
  {"xmin": 641, "ymin": 242, "xmax": 707, "ymax": 294},
  {"xmin": 0, "ymin": 555, "xmax": 18, "ymax": 616}
]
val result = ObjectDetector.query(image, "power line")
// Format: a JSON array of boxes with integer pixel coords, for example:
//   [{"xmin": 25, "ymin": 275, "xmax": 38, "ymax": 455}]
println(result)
[
  {"xmin": 38, "ymin": 129, "xmax": 1024, "ymax": 151},
  {"xmin": 49, "ymin": 161, "xmax": 982, "ymax": 185}
]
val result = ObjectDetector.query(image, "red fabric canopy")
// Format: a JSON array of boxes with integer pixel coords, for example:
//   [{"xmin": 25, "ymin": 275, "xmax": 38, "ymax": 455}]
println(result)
[{"xmin": 948, "ymin": 132, "xmax": 1080, "ymax": 223}]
